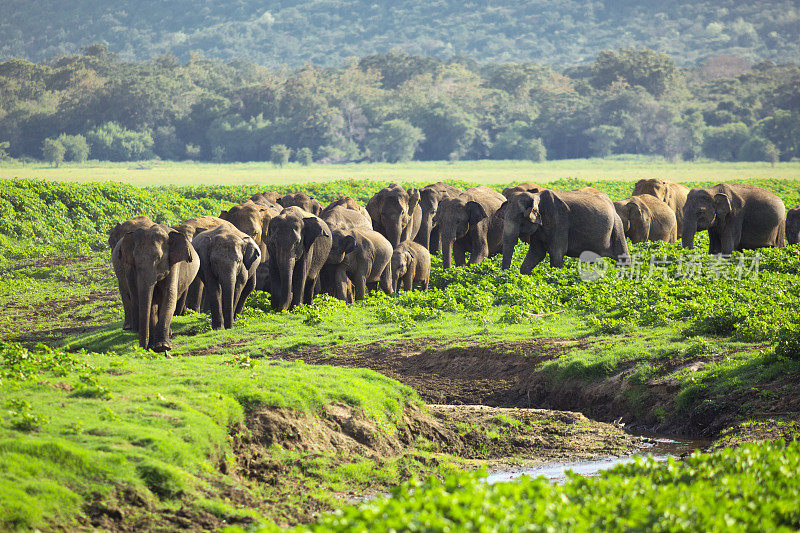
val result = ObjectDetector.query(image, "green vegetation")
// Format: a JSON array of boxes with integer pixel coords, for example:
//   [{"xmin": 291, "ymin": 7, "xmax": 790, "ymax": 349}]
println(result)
[
  {"xmin": 1, "ymin": 47, "xmax": 798, "ymax": 165},
  {"xmin": 291, "ymin": 441, "xmax": 800, "ymax": 531},
  {"xmin": 1, "ymin": 177, "xmax": 799, "ymax": 529},
  {"xmin": 2, "ymin": 1, "xmax": 799, "ymax": 67}
]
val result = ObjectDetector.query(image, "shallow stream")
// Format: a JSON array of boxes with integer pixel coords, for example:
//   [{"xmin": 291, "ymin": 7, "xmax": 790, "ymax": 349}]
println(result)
[{"xmin": 486, "ymin": 434, "xmax": 709, "ymax": 485}]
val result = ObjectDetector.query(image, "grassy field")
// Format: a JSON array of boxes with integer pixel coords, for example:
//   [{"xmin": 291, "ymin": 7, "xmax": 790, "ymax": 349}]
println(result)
[
  {"xmin": 1, "ymin": 177, "xmax": 800, "ymax": 530},
  {"xmin": 1, "ymin": 157, "xmax": 799, "ymax": 186}
]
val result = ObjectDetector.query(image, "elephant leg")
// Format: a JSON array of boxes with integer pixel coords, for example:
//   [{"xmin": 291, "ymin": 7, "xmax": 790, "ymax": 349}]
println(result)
[
  {"xmin": 454, "ymin": 241, "xmax": 467, "ymax": 267},
  {"xmin": 468, "ymin": 237, "xmax": 489, "ymax": 265},
  {"xmin": 719, "ymin": 222, "xmax": 742, "ymax": 255},
  {"xmin": 292, "ymin": 264, "xmax": 307, "ymax": 308},
  {"xmin": 403, "ymin": 271, "xmax": 414, "ymax": 292},
  {"xmin": 379, "ymin": 265, "xmax": 393, "ymax": 295},
  {"xmin": 422, "ymin": 277, "xmax": 429, "ymax": 291},
  {"xmin": 354, "ymin": 274, "xmax": 367, "ymax": 301},
  {"xmin": 175, "ymin": 291, "xmax": 188, "ymax": 317},
  {"xmin": 334, "ymin": 268, "xmax": 350, "ymax": 301},
  {"xmin": 521, "ymin": 241, "xmax": 547, "ymax": 275},
  {"xmin": 709, "ymin": 229, "xmax": 722, "ymax": 254},
  {"xmin": 431, "ymin": 226, "xmax": 442, "ymax": 254},
  {"xmin": 206, "ymin": 276, "xmax": 224, "ymax": 330},
  {"xmin": 303, "ymin": 275, "xmax": 317, "ymax": 305},
  {"xmin": 548, "ymin": 241, "xmax": 567, "ymax": 268},
  {"xmin": 185, "ymin": 278, "xmax": 203, "ymax": 311}
]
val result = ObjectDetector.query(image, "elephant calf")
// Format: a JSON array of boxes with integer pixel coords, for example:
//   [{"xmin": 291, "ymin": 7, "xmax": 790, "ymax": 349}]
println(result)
[
  {"xmin": 502, "ymin": 182, "xmax": 543, "ymax": 199},
  {"xmin": 324, "ymin": 228, "xmax": 393, "ymax": 302},
  {"xmin": 682, "ymin": 183, "xmax": 785, "ymax": 253},
  {"xmin": 614, "ymin": 196, "xmax": 678, "ymax": 244},
  {"xmin": 192, "ymin": 225, "xmax": 261, "ymax": 330},
  {"xmin": 112, "ymin": 224, "xmax": 199, "ymax": 352},
  {"xmin": 633, "ymin": 178, "xmax": 690, "ymax": 235},
  {"xmin": 391, "ymin": 241, "xmax": 431, "ymax": 293},
  {"xmin": 502, "ymin": 189, "xmax": 629, "ymax": 273}
]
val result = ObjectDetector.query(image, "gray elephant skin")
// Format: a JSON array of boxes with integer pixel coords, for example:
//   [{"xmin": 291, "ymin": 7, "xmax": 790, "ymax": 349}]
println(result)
[
  {"xmin": 682, "ymin": 183, "xmax": 785, "ymax": 253},
  {"xmin": 278, "ymin": 192, "xmax": 323, "ymax": 215},
  {"xmin": 435, "ymin": 186, "xmax": 506, "ymax": 268},
  {"xmin": 786, "ymin": 207, "xmax": 800, "ymax": 245},
  {"xmin": 192, "ymin": 224, "xmax": 261, "ymax": 330},
  {"xmin": 614, "ymin": 195, "xmax": 678, "ymax": 243},
  {"xmin": 112, "ymin": 224, "xmax": 199, "ymax": 352},
  {"xmin": 324, "ymin": 227, "xmax": 393, "ymax": 302},
  {"xmin": 367, "ymin": 184, "xmax": 422, "ymax": 248},
  {"xmin": 633, "ymin": 178, "xmax": 690, "ymax": 234},
  {"xmin": 109, "ymin": 215, "xmax": 156, "ymax": 330},
  {"xmin": 267, "ymin": 206, "xmax": 332, "ymax": 311},
  {"xmin": 412, "ymin": 182, "xmax": 463, "ymax": 253},
  {"xmin": 502, "ymin": 182, "xmax": 543, "ymax": 199},
  {"xmin": 502, "ymin": 189, "xmax": 629, "ymax": 273},
  {"xmin": 173, "ymin": 216, "xmax": 233, "ymax": 313},
  {"xmin": 391, "ymin": 241, "xmax": 431, "ymax": 293}
]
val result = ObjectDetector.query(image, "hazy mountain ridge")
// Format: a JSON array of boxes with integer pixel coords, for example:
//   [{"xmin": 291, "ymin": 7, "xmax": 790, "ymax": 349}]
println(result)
[{"xmin": 1, "ymin": 0, "xmax": 799, "ymax": 66}]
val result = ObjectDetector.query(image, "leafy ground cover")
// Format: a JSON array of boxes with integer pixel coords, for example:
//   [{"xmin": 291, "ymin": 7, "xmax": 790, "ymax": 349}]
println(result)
[{"xmin": 1, "ymin": 177, "xmax": 800, "ymax": 530}]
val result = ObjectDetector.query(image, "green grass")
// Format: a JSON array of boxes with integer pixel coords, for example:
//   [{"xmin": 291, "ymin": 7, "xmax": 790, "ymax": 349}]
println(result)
[{"xmin": 1, "ymin": 157, "xmax": 798, "ymax": 186}]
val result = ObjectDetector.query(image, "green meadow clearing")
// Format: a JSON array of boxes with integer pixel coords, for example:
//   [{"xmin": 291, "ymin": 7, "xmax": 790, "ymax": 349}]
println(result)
[{"xmin": 1, "ymin": 157, "xmax": 799, "ymax": 186}]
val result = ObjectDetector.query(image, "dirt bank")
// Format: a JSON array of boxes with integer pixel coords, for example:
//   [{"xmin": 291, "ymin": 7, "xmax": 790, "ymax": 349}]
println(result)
[{"xmin": 275, "ymin": 338, "xmax": 800, "ymax": 439}]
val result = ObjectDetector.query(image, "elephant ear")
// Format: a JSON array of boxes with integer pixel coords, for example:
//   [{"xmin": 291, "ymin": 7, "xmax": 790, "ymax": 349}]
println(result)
[
  {"xmin": 243, "ymin": 239, "xmax": 261, "ymax": 270},
  {"xmin": 168, "ymin": 232, "xmax": 193, "ymax": 265},
  {"xmin": 366, "ymin": 194, "xmax": 383, "ymax": 225},
  {"xmin": 537, "ymin": 190, "xmax": 569, "ymax": 231},
  {"xmin": 466, "ymin": 201, "xmax": 488, "ymax": 226},
  {"xmin": 302, "ymin": 217, "xmax": 329, "ymax": 251},
  {"xmin": 495, "ymin": 201, "xmax": 508, "ymax": 221},
  {"xmin": 714, "ymin": 193, "xmax": 732, "ymax": 217},
  {"xmin": 340, "ymin": 234, "xmax": 357, "ymax": 254}
]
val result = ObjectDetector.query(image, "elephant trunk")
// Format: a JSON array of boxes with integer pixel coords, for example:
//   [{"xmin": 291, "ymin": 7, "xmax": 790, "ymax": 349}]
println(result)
[
  {"xmin": 137, "ymin": 282, "xmax": 154, "ymax": 350},
  {"xmin": 275, "ymin": 257, "xmax": 295, "ymax": 311},
  {"xmin": 440, "ymin": 231, "xmax": 455, "ymax": 269},
  {"xmin": 385, "ymin": 220, "xmax": 404, "ymax": 248},
  {"xmin": 502, "ymin": 230, "xmax": 519, "ymax": 270},
  {"xmin": 415, "ymin": 217, "xmax": 432, "ymax": 249},
  {"xmin": 682, "ymin": 213, "xmax": 697, "ymax": 249},
  {"xmin": 222, "ymin": 271, "xmax": 236, "ymax": 329}
]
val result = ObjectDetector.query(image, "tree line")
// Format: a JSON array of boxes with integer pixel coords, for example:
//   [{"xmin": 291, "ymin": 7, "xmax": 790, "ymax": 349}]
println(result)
[{"xmin": 0, "ymin": 46, "xmax": 798, "ymax": 165}]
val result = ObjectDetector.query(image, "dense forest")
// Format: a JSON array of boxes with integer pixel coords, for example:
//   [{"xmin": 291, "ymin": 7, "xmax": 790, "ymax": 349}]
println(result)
[
  {"xmin": 0, "ymin": 46, "xmax": 798, "ymax": 164},
  {"xmin": 1, "ymin": 1, "xmax": 800, "ymax": 67}
]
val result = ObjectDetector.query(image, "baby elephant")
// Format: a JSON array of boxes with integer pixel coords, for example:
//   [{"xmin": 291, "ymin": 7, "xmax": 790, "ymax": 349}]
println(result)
[
  {"xmin": 192, "ymin": 225, "xmax": 261, "ymax": 330},
  {"xmin": 614, "ymin": 195, "xmax": 678, "ymax": 243},
  {"xmin": 391, "ymin": 241, "xmax": 431, "ymax": 293},
  {"xmin": 326, "ymin": 228, "xmax": 394, "ymax": 302}
]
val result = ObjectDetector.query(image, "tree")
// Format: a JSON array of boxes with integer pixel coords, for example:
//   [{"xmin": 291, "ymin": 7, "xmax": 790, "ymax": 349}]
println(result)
[
  {"xmin": 591, "ymin": 48, "xmax": 684, "ymax": 99},
  {"xmin": 0, "ymin": 141, "xmax": 9, "ymax": 160},
  {"xmin": 412, "ymin": 102, "xmax": 477, "ymax": 161},
  {"xmin": 702, "ymin": 123, "xmax": 752, "ymax": 161},
  {"xmin": 57, "ymin": 134, "xmax": 89, "ymax": 162},
  {"xmin": 739, "ymin": 136, "xmax": 780, "ymax": 163},
  {"xmin": 86, "ymin": 122, "xmax": 154, "ymax": 161},
  {"xmin": 296, "ymin": 147, "xmax": 313, "ymax": 165},
  {"xmin": 41, "ymin": 138, "xmax": 65, "ymax": 167},
  {"xmin": 757, "ymin": 111, "xmax": 800, "ymax": 161},
  {"xmin": 366, "ymin": 119, "xmax": 425, "ymax": 163},
  {"xmin": 491, "ymin": 121, "xmax": 546, "ymax": 161},
  {"xmin": 585, "ymin": 125, "xmax": 624, "ymax": 157},
  {"xmin": 270, "ymin": 144, "xmax": 291, "ymax": 166}
]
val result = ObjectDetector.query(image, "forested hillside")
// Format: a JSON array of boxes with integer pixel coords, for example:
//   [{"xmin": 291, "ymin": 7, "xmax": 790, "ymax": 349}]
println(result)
[
  {"xmin": 1, "ymin": 47, "xmax": 798, "ymax": 164},
  {"xmin": 1, "ymin": 0, "xmax": 799, "ymax": 67}
]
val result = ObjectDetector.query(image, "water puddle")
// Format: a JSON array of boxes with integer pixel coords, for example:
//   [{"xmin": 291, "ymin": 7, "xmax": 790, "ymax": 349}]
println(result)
[{"xmin": 486, "ymin": 434, "xmax": 709, "ymax": 485}]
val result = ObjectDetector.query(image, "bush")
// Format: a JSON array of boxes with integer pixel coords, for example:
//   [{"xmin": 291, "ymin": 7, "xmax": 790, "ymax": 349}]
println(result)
[
  {"xmin": 41, "ymin": 138, "xmax": 65, "ymax": 167},
  {"xmin": 296, "ymin": 147, "xmax": 313, "ymax": 165},
  {"xmin": 774, "ymin": 325, "xmax": 800, "ymax": 360},
  {"xmin": 366, "ymin": 119, "xmax": 425, "ymax": 163},
  {"xmin": 270, "ymin": 144, "xmax": 291, "ymax": 167},
  {"xmin": 57, "ymin": 134, "xmax": 89, "ymax": 162},
  {"xmin": 86, "ymin": 122, "xmax": 154, "ymax": 161}
]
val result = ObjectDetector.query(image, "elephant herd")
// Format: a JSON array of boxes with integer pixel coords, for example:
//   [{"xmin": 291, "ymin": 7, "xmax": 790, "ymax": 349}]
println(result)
[{"xmin": 109, "ymin": 179, "xmax": 790, "ymax": 353}]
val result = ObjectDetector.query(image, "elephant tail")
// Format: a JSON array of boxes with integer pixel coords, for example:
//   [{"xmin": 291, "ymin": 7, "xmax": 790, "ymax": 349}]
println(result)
[{"xmin": 776, "ymin": 218, "xmax": 786, "ymax": 248}]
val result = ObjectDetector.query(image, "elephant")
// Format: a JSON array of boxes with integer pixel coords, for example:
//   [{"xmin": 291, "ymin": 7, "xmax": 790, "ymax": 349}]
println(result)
[
  {"xmin": 266, "ymin": 206, "xmax": 332, "ymax": 311},
  {"xmin": 412, "ymin": 182, "xmax": 463, "ymax": 253},
  {"xmin": 502, "ymin": 182, "xmax": 543, "ymax": 199},
  {"xmin": 278, "ymin": 192, "xmax": 322, "ymax": 215},
  {"xmin": 192, "ymin": 225, "xmax": 261, "ymax": 330},
  {"xmin": 786, "ymin": 207, "xmax": 800, "ymax": 245},
  {"xmin": 633, "ymin": 178, "xmax": 690, "ymax": 235},
  {"xmin": 614, "ymin": 195, "xmax": 678, "ymax": 244},
  {"xmin": 366, "ymin": 184, "xmax": 422, "ymax": 248},
  {"xmin": 320, "ymin": 204, "xmax": 373, "ymax": 231},
  {"xmin": 172, "ymin": 216, "xmax": 234, "ymax": 313},
  {"xmin": 435, "ymin": 186, "xmax": 506, "ymax": 268},
  {"xmin": 322, "ymin": 196, "xmax": 371, "ymax": 222},
  {"xmin": 501, "ymin": 190, "xmax": 629, "ymax": 272},
  {"xmin": 109, "ymin": 215, "xmax": 156, "ymax": 329},
  {"xmin": 323, "ymin": 228, "xmax": 393, "ymax": 302},
  {"xmin": 391, "ymin": 241, "xmax": 431, "ymax": 293},
  {"xmin": 251, "ymin": 191, "xmax": 283, "ymax": 207},
  {"xmin": 112, "ymin": 224, "xmax": 199, "ymax": 353},
  {"xmin": 682, "ymin": 183, "xmax": 786, "ymax": 253},
  {"xmin": 108, "ymin": 215, "xmax": 154, "ymax": 249},
  {"xmin": 220, "ymin": 200, "xmax": 279, "ymax": 291}
]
